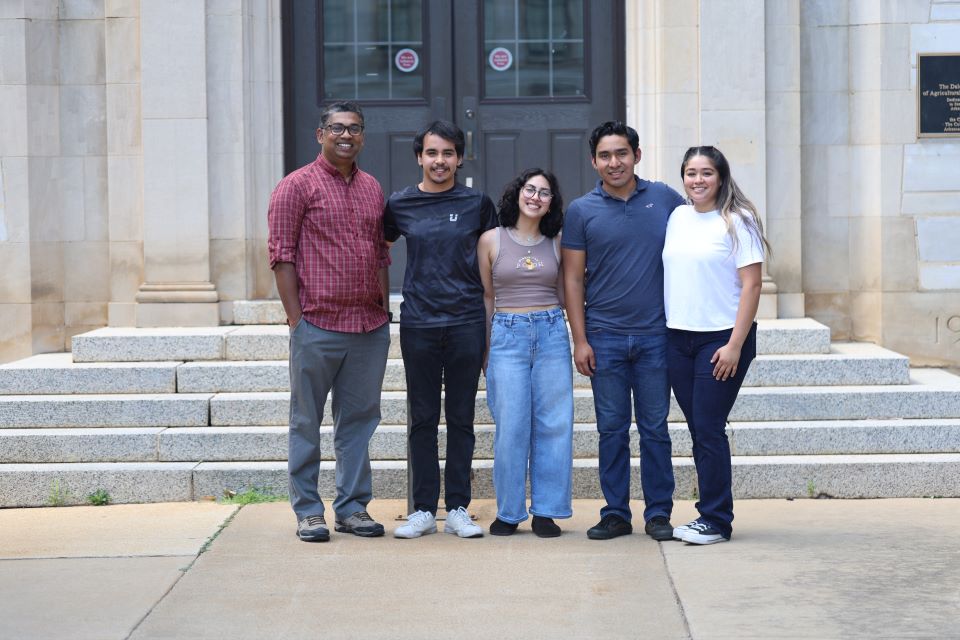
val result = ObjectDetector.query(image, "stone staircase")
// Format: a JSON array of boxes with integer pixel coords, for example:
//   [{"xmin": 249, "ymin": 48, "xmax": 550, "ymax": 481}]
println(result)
[{"xmin": 1, "ymin": 301, "xmax": 959, "ymax": 507}]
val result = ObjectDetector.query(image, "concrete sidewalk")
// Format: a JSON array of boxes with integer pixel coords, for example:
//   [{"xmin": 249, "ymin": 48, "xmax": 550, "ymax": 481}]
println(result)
[{"xmin": 1, "ymin": 499, "xmax": 958, "ymax": 639}]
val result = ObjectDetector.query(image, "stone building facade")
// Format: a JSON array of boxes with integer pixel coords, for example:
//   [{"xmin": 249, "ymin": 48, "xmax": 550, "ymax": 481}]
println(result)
[{"xmin": 1, "ymin": 0, "xmax": 958, "ymax": 366}]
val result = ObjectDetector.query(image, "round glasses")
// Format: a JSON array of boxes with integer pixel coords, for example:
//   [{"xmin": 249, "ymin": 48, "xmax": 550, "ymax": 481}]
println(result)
[{"xmin": 522, "ymin": 184, "xmax": 553, "ymax": 200}]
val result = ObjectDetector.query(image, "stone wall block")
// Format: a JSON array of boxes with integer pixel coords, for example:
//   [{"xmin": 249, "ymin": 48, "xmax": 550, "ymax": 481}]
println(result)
[
  {"xmin": 700, "ymin": 0, "xmax": 765, "ymax": 110},
  {"xmin": 849, "ymin": 25, "xmax": 882, "ymax": 91},
  {"xmin": 849, "ymin": 91, "xmax": 882, "ymax": 145},
  {"xmin": 58, "ymin": 18, "xmax": 105, "ymax": 85},
  {"xmin": 141, "ymin": 117, "xmax": 211, "ymax": 283},
  {"xmin": 109, "ymin": 240, "xmax": 144, "ymax": 301},
  {"xmin": 766, "ymin": 216, "xmax": 803, "ymax": 291},
  {"xmin": 658, "ymin": 93, "xmax": 699, "ymax": 150},
  {"xmin": 65, "ymin": 300, "xmax": 108, "ymax": 326},
  {"xmin": 64, "ymin": 241, "xmax": 110, "ymax": 302},
  {"xmin": 105, "ymin": 17, "xmax": 140, "ymax": 84},
  {"xmin": 910, "ymin": 24, "xmax": 960, "ymax": 59},
  {"xmin": 60, "ymin": 84, "xmax": 107, "ymax": 156},
  {"xmin": 918, "ymin": 217, "xmax": 960, "ymax": 262},
  {"xmin": 31, "ymin": 301, "xmax": 66, "ymax": 352},
  {"xmin": 851, "ymin": 0, "xmax": 934, "ymax": 25},
  {"xmin": 107, "ymin": 155, "xmax": 142, "ymax": 241},
  {"xmin": 0, "ymin": 243, "xmax": 32, "ymax": 302},
  {"xmin": 0, "ymin": 18, "xmax": 27, "ymax": 84},
  {"xmin": 802, "ymin": 216, "xmax": 850, "ymax": 291},
  {"xmin": 1, "ymin": 157, "xmax": 30, "ymax": 242},
  {"xmin": 919, "ymin": 265, "xmax": 960, "ymax": 290},
  {"xmin": 209, "ymin": 152, "xmax": 245, "ymax": 240},
  {"xmin": 60, "ymin": 0, "xmax": 106, "ymax": 20},
  {"xmin": 83, "ymin": 155, "xmax": 108, "ymax": 241},
  {"xmin": 211, "ymin": 238, "xmax": 246, "ymax": 302},
  {"xmin": 765, "ymin": 145, "xmax": 802, "ymax": 219},
  {"xmin": 805, "ymin": 292, "xmax": 852, "ymax": 339},
  {"xmin": 879, "ymin": 90, "xmax": 916, "ymax": 144},
  {"xmin": 849, "ymin": 216, "xmax": 883, "ymax": 290},
  {"xmin": 766, "ymin": 90, "xmax": 801, "ymax": 146},
  {"xmin": 26, "ymin": 85, "xmax": 60, "ymax": 156},
  {"xmin": 25, "ymin": 18, "xmax": 59, "ymax": 84},
  {"xmin": 847, "ymin": 145, "xmax": 882, "ymax": 217},
  {"xmin": 28, "ymin": 241, "xmax": 64, "ymax": 302},
  {"xmin": 882, "ymin": 293, "xmax": 960, "ymax": 366},
  {"xmin": 659, "ymin": 27, "xmax": 699, "ymax": 94},
  {"xmin": 28, "ymin": 156, "xmax": 84, "ymax": 242},
  {"xmin": 850, "ymin": 291, "xmax": 882, "ymax": 342},
  {"xmin": 800, "ymin": 0, "xmax": 848, "ymax": 27},
  {"xmin": 800, "ymin": 91, "xmax": 849, "ymax": 145},
  {"xmin": 141, "ymin": 0, "xmax": 207, "ymax": 119},
  {"xmin": 765, "ymin": 24, "xmax": 800, "ymax": 93},
  {"xmin": 106, "ymin": 83, "xmax": 141, "ymax": 155},
  {"xmin": 0, "ymin": 304, "xmax": 31, "ymax": 363},
  {"xmin": 206, "ymin": 12, "xmax": 244, "ymax": 154},
  {"xmin": 106, "ymin": 0, "xmax": 138, "ymax": 17},
  {"xmin": 903, "ymin": 143, "xmax": 960, "ymax": 192},
  {"xmin": 0, "ymin": 86, "xmax": 28, "ymax": 157},
  {"xmin": 881, "ymin": 217, "xmax": 919, "ymax": 291},
  {"xmin": 880, "ymin": 24, "xmax": 910, "ymax": 90},
  {"xmin": 931, "ymin": 4, "xmax": 960, "ymax": 21},
  {"xmin": 801, "ymin": 26, "xmax": 849, "ymax": 91}
]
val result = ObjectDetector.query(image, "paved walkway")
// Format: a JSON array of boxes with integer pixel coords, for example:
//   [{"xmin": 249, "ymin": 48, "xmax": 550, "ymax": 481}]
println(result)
[{"xmin": 1, "ymin": 498, "xmax": 958, "ymax": 639}]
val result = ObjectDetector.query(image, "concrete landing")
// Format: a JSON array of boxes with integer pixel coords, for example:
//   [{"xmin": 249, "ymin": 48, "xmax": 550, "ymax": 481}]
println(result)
[{"xmin": 1, "ymin": 499, "xmax": 957, "ymax": 639}]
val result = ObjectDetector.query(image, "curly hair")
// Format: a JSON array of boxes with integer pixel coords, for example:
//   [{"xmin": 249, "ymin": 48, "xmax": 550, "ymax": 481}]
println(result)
[{"xmin": 496, "ymin": 168, "xmax": 564, "ymax": 238}]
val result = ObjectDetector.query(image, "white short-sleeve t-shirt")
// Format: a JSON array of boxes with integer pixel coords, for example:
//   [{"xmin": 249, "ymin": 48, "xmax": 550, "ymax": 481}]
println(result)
[{"xmin": 662, "ymin": 204, "xmax": 764, "ymax": 331}]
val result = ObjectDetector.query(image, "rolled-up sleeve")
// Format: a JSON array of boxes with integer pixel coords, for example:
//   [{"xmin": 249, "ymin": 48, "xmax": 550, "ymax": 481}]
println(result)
[{"xmin": 267, "ymin": 177, "xmax": 304, "ymax": 268}]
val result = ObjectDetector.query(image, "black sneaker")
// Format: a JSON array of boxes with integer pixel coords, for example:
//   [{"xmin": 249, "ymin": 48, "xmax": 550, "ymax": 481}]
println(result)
[
  {"xmin": 296, "ymin": 514, "xmax": 330, "ymax": 542},
  {"xmin": 335, "ymin": 511, "xmax": 385, "ymax": 537},
  {"xmin": 644, "ymin": 516, "xmax": 674, "ymax": 541},
  {"xmin": 679, "ymin": 520, "xmax": 729, "ymax": 545},
  {"xmin": 489, "ymin": 518, "xmax": 519, "ymax": 536},
  {"xmin": 532, "ymin": 516, "xmax": 562, "ymax": 538},
  {"xmin": 587, "ymin": 514, "xmax": 633, "ymax": 540}
]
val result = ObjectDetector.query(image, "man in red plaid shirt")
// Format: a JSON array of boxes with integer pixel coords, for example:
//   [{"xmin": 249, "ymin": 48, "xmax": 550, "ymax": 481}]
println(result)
[{"xmin": 267, "ymin": 101, "xmax": 391, "ymax": 542}]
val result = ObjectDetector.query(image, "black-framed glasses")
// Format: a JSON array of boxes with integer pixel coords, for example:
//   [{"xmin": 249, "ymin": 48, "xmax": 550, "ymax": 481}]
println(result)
[
  {"xmin": 324, "ymin": 123, "xmax": 364, "ymax": 136},
  {"xmin": 522, "ymin": 184, "xmax": 553, "ymax": 200}
]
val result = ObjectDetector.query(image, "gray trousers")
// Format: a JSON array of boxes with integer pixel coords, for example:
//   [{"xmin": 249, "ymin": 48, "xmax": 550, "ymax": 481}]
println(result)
[{"xmin": 288, "ymin": 318, "xmax": 390, "ymax": 521}]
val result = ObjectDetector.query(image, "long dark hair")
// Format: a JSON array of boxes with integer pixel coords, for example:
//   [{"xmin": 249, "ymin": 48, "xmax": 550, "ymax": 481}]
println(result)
[
  {"xmin": 496, "ymin": 168, "xmax": 564, "ymax": 238},
  {"xmin": 681, "ymin": 146, "xmax": 771, "ymax": 257}
]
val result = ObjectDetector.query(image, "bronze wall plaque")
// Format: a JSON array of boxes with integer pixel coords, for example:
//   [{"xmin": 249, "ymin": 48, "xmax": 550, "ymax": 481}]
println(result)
[{"xmin": 918, "ymin": 53, "xmax": 960, "ymax": 138}]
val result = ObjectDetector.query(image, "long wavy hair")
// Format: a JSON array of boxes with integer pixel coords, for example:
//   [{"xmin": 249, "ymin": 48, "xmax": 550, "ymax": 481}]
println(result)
[
  {"xmin": 496, "ymin": 168, "xmax": 564, "ymax": 238},
  {"xmin": 681, "ymin": 146, "xmax": 771, "ymax": 257}
]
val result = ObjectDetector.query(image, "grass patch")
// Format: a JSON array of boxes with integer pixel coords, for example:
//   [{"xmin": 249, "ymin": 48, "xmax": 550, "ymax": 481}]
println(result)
[{"xmin": 218, "ymin": 486, "xmax": 286, "ymax": 505}]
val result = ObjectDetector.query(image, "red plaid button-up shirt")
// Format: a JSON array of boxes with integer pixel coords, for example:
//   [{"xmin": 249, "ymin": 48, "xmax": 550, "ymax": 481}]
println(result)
[{"xmin": 267, "ymin": 153, "xmax": 390, "ymax": 333}]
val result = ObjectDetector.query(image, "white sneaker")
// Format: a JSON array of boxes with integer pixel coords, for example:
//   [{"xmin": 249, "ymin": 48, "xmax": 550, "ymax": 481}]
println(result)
[
  {"xmin": 443, "ymin": 506, "xmax": 484, "ymax": 538},
  {"xmin": 673, "ymin": 519, "xmax": 699, "ymax": 540},
  {"xmin": 394, "ymin": 510, "xmax": 436, "ymax": 539}
]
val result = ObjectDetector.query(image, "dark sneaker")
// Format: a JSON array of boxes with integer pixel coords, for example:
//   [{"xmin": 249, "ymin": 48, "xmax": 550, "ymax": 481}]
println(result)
[
  {"xmin": 644, "ymin": 516, "xmax": 674, "ymax": 541},
  {"xmin": 489, "ymin": 518, "xmax": 519, "ymax": 536},
  {"xmin": 587, "ymin": 514, "xmax": 633, "ymax": 540},
  {"xmin": 679, "ymin": 520, "xmax": 729, "ymax": 545},
  {"xmin": 532, "ymin": 516, "xmax": 562, "ymax": 538},
  {"xmin": 335, "ymin": 511, "xmax": 385, "ymax": 537},
  {"xmin": 296, "ymin": 514, "xmax": 330, "ymax": 542}
]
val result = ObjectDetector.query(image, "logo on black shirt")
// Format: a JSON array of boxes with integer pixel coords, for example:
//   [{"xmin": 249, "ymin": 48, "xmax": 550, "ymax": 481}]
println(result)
[{"xmin": 449, "ymin": 213, "xmax": 459, "ymax": 222}]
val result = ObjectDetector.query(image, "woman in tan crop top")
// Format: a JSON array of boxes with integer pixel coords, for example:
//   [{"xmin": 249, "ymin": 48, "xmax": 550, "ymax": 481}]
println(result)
[{"xmin": 477, "ymin": 168, "xmax": 575, "ymax": 537}]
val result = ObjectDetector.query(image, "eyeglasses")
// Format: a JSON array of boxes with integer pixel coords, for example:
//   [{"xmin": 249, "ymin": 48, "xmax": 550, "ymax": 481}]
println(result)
[
  {"xmin": 323, "ymin": 123, "xmax": 364, "ymax": 136},
  {"xmin": 522, "ymin": 184, "xmax": 553, "ymax": 200}
]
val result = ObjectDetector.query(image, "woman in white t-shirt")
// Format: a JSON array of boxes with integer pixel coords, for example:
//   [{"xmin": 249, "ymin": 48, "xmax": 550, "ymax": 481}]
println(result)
[{"xmin": 662, "ymin": 146, "xmax": 770, "ymax": 545}]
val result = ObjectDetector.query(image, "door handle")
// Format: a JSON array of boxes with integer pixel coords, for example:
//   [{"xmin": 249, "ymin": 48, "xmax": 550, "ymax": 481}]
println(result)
[{"xmin": 465, "ymin": 130, "xmax": 475, "ymax": 160}]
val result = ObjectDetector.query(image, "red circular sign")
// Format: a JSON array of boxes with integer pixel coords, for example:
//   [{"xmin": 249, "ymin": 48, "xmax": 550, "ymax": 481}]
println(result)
[
  {"xmin": 489, "ymin": 47, "xmax": 513, "ymax": 72},
  {"xmin": 395, "ymin": 48, "xmax": 419, "ymax": 73}
]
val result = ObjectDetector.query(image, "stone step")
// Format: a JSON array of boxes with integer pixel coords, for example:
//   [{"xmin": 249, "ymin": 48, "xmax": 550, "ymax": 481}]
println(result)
[
  {"xmin": 3, "ymin": 453, "xmax": 959, "ymax": 506},
  {"xmin": 70, "ymin": 318, "xmax": 832, "ymax": 363},
  {"xmin": 0, "ymin": 394, "xmax": 211, "ymax": 428},
  {"xmin": 175, "ymin": 342, "xmax": 907, "ymax": 393},
  {"xmin": 207, "ymin": 369, "xmax": 960, "ymax": 426},
  {"xmin": 0, "ymin": 354, "xmax": 180, "ymax": 395},
  {"xmin": 5, "ymin": 419, "xmax": 959, "ymax": 464}
]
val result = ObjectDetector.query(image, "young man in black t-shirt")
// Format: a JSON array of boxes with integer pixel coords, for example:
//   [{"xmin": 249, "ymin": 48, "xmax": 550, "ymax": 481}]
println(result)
[{"xmin": 384, "ymin": 120, "xmax": 497, "ymax": 539}]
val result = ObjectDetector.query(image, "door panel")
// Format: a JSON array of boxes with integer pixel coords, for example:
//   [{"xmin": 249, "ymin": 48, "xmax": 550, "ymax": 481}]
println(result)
[{"xmin": 283, "ymin": 0, "xmax": 624, "ymax": 291}]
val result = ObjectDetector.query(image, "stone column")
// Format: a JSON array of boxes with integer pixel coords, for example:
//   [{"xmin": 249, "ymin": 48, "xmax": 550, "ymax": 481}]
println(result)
[
  {"xmin": 699, "ymin": 0, "xmax": 778, "ymax": 318},
  {"xmin": 135, "ymin": 0, "xmax": 218, "ymax": 326}
]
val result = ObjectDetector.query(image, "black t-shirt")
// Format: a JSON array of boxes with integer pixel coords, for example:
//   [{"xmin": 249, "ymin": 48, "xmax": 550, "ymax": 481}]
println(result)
[{"xmin": 384, "ymin": 183, "xmax": 498, "ymax": 327}]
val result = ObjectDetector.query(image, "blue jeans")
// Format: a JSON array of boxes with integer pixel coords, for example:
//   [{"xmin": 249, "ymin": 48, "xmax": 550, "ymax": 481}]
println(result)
[
  {"xmin": 667, "ymin": 323, "xmax": 756, "ymax": 539},
  {"xmin": 588, "ymin": 330, "xmax": 673, "ymax": 523},
  {"xmin": 486, "ymin": 308, "xmax": 574, "ymax": 523}
]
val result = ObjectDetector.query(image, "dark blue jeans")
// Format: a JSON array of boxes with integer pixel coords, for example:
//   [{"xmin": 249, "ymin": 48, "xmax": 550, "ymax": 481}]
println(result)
[
  {"xmin": 588, "ymin": 330, "xmax": 673, "ymax": 523},
  {"xmin": 400, "ymin": 322, "xmax": 485, "ymax": 514},
  {"xmin": 667, "ymin": 323, "xmax": 757, "ymax": 539}
]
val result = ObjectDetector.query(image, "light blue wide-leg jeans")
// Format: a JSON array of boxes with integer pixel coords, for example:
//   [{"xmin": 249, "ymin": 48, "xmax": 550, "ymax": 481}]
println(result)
[{"xmin": 486, "ymin": 308, "xmax": 574, "ymax": 524}]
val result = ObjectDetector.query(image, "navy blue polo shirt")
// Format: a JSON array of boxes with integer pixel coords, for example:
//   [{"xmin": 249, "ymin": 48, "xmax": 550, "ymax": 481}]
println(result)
[{"xmin": 562, "ymin": 178, "xmax": 685, "ymax": 335}]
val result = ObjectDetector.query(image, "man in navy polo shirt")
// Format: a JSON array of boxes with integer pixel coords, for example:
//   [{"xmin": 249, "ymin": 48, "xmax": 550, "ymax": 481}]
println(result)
[{"xmin": 562, "ymin": 121, "xmax": 685, "ymax": 541}]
